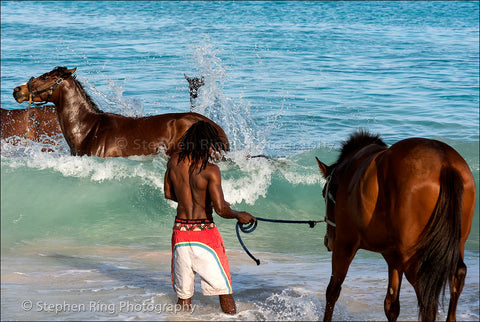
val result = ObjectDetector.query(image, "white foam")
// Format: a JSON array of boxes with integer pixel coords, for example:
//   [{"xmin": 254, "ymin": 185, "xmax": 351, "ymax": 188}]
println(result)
[
  {"xmin": 277, "ymin": 159, "xmax": 323, "ymax": 185},
  {"xmin": 1, "ymin": 139, "xmax": 168, "ymax": 194},
  {"xmin": 220, "ymin": 151, "xmax": 276, "ymax": 205},
  {"xmin": 2, "ymin": 136, "xmax": 325, "ymax": 211}
]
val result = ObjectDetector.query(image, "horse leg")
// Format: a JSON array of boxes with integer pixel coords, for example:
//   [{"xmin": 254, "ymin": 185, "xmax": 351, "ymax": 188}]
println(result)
[
  {"xmin": 323, "ymin": 245, "xmax": 357, "ymax": 322},
  {"xmin": 384, "ymin": 264, "xmax": 403, "ymax": 322},
  {"xmin": 447, "ymin": 258, "xmax": 467, "ymax": 321}
]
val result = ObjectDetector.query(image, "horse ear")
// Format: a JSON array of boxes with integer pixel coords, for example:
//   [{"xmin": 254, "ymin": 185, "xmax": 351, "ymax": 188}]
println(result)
[
  {"xmin": 67, "ymin": 67, "xmax": 77, "ymax": 74},
  {"xmin": 184, "ymin": 74, "xmax": 191, "ymax": 81},
  {"xmin": 315, "ymin": 157, "xmax": 328, "ymax": 176}
]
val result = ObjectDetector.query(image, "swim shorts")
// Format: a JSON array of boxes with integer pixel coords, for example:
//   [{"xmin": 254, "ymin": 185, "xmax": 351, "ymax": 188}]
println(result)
[{"xmin": 171, "ymin": 218, "xmax": 233, "ymax": 299}]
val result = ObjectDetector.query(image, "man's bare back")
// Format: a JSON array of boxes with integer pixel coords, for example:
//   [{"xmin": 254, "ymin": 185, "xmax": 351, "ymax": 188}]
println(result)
[{"xmin": 165, "ymin": 152, "xmax": 255, "ymax": 224}]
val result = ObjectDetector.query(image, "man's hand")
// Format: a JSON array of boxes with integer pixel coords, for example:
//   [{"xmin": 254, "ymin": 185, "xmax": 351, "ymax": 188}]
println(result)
[{"xmin": 237, "ymin": 212, "xmax": 256, "ymax": 225}]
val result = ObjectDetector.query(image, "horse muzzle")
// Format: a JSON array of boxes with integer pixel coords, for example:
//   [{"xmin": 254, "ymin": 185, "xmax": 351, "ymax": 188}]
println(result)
[{"xmin": 13, "ymin": 85, "xmax": 28, "ymax": 103}]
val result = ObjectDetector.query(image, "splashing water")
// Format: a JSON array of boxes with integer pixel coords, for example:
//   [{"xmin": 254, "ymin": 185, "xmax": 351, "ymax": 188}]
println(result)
[
  {"xmin": 188, "ymin": 38, "xmax": 273, "ymax": 156},
  {"xmin": 81, "ymin": 75, "xmax": 145, "ymax": 117}
]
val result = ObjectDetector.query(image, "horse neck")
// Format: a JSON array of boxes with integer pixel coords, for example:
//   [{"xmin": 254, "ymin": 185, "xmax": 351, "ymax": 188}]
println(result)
[{"xmin": 52, "ymin": 79, "xmax": 101, "ymax": 148}]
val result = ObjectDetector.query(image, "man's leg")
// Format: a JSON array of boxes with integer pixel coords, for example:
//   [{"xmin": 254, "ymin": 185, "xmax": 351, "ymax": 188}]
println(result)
[
  {"xmin": 177, "ymin": 298, "xmax": 192, "ymax": 311},
  {"xmin": 219, "ymin": 294, "xmax": 236, "ymax": 314}
]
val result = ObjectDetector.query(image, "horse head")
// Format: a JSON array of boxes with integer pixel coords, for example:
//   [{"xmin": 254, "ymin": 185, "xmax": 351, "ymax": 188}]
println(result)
[{"xmin": 13, "ymin": 66, "xmax": 77, "ymax": 104}]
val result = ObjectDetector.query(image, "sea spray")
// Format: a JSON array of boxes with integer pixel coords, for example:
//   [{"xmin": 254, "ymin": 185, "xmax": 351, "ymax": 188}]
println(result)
[
  {"xmin": 81, "ymin": 73, "xmax": 145, "ymax": 117},
  {"xmin": 188, "ymin": 37, "xmax": 276, "ymax": 155}
]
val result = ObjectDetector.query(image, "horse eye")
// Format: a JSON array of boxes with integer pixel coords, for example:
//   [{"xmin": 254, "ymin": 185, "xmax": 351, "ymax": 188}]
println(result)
[{"xmin": 40, "ymin": 75, "xmax": 48, "ymax": 80}]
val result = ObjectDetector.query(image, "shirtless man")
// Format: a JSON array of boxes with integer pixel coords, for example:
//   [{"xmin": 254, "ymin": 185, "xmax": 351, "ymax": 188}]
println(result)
[{"xmin": 164, "ymin": 120, "xmax": 256, "ymax": 314}]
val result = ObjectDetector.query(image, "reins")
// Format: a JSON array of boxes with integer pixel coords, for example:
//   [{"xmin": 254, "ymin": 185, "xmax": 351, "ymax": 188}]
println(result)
[
  {"xmin": 236, "ymin": 171, "xmax": 338, "ymax": 265},
  {"xmin": 236, "ymin": 216, "xmax": 327, "ymax": 265}
]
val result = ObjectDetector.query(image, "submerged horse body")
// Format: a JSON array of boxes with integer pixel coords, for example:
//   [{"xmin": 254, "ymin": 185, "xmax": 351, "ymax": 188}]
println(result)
[
  {"xmin": 1, "ymin": 106, "xmax": 61, "ymax": 144},
  {"xmin": 13, "ymin": 67, "xmax": 229, "ymax": 157},
  {"xmin": 316, "ymin": 130, "xmax": 475, "ymax": 322}
]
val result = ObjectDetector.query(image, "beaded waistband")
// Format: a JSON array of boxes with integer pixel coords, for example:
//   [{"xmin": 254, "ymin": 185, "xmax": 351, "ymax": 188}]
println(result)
[{"xmin": 173, "ymin": 218, "xmax": 216, "ymax": 231}]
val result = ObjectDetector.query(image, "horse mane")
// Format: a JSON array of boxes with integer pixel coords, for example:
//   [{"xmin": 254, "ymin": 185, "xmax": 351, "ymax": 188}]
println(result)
[
  {"xmin": 54, "ymin": 66, "xmax": 103, "ymax": 114},
  {"xmin": 335, "ymin": 129, "xmax": 387, "ymax": 166},
  {"xmin": 71, "ymin": 76, "xmax": 104, "ymax": 114}
]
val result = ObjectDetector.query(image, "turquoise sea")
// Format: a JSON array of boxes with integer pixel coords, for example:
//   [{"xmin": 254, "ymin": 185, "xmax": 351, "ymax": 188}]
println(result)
[{"xmin": 1, "ymin": 1, "xmax": 479, "ymax": 320}]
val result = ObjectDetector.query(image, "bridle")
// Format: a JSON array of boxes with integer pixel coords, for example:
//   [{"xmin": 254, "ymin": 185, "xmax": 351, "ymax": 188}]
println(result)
[
  {"xmin": 24, "ymin": 73, "xmax": 68, "ymax": 141},
  {"xmin": 323, "ymin": 169, "xmax": 337, "ymax": 228},
  {"xmin": 27, "ymin": 75, "xmax": 67, "ymax": 108}
]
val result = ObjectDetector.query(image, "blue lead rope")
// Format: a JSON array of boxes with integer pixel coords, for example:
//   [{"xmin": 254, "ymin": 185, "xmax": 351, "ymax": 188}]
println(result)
[{"xmin": 235, "ymin": 217, "xmax": 322, "ymax": 265}]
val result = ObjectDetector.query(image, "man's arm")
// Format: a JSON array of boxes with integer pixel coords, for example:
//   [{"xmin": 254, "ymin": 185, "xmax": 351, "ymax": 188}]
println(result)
[
  {"xmin": 207, "ymin": 165, "xmax": 255, "ymax": 224},
  {"xmin": 164, "ymin": 168, "xmax": 177, "ymax": 202}
]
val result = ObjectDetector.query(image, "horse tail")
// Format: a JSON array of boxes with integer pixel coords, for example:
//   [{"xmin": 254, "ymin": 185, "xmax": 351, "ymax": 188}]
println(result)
[{"xmin": 414, "ymin": 166, "xmax": 463, "ymax": 321}]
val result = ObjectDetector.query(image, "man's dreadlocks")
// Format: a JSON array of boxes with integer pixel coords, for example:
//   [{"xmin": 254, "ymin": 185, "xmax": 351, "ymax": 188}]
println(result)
[{"xmin": 177, "ymin": 121, "xmax": 227, "ymax": 173}]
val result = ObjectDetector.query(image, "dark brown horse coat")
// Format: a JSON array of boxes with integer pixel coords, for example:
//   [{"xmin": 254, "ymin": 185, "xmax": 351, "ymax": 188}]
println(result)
[
  {"xmin": 13, "ymin": 67, "xmax": 229, "ymax": 157},
  {"xmin": 317, "ymin": 131, "xmax": 475, "ymax": 322},
  {"xmin": 1, "ymin": 106, "xmax": 61, "ymax": 143}
]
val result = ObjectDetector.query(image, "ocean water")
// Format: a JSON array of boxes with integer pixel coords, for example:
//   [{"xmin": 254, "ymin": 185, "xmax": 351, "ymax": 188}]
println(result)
[{"xmin": 1, "ymin": 1, "xmax": 479, "ymax": 321}]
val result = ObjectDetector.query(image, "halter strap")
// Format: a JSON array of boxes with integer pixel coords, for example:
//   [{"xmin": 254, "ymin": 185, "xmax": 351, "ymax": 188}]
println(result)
[
  {"xmin": 24, "ymin": 74, "xmax": 67, "ymax": 142},
  {"xmin": 323, "ymin": 169, "xmax": 337, "ymax": 228},
  {"xmin": 27, "ymin": 75, "xmax": 66, "ymax": 106}
]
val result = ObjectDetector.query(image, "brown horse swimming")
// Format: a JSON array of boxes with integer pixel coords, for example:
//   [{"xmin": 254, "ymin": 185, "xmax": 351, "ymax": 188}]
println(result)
[
  {"xmin": 1, "ymin": 106, "xmax": 61, "ymax": 144},
  {"xmin": 316, "ymin": 130, "xmax": 475, "ymax": 321},
  {"xmin": 13, "ymin": 67, "xmax": 229, "ymax": 157}
]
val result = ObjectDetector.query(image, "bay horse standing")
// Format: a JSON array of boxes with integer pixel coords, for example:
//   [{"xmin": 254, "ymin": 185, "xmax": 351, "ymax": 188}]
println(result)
[
  {"xmin": 13, "ymin": 67, "xmax": 229, "ymax": 157},
  {"xmin": 1, "ymin": 106, "xmax": 61, "ymax": 144},
  {"xmin": 316, "ymin": 130, "xmax": 475, "ymax": 321}
]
